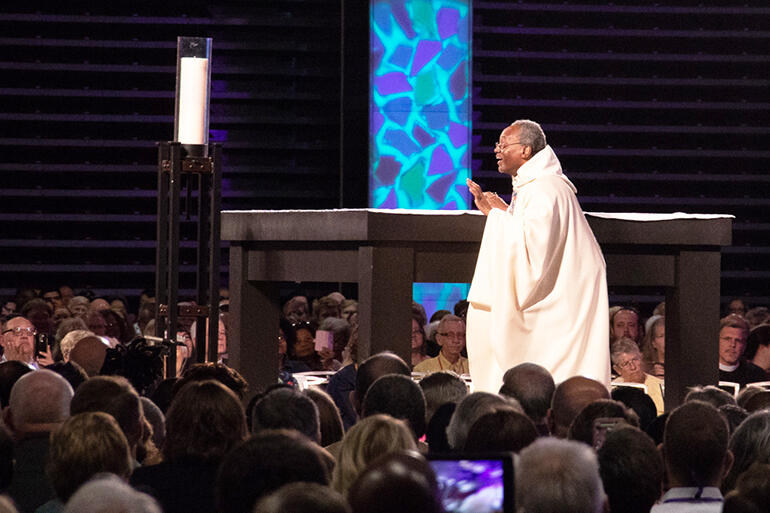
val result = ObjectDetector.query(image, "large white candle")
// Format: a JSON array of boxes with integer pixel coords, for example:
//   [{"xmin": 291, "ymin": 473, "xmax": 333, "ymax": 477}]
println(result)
[{"xmin": 177, "ymin": 56, "xmax": 209, "ymax": 145}]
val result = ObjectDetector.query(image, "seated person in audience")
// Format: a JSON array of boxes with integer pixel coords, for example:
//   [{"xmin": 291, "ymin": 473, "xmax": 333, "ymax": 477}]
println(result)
[
  {"xmin": 41, "ymin": 289, "xmax": 63, "ymax": 311},
  {"xmin": 745, "ymin": 324, "xmax": 770, "ymax": 374},
  {"xmin": 216, "ymin": 430, "xmax": 330, "ymax": 513},
  {"xmin": 446, "ymin": 391, "xmax": 521, "ymax": 451},
  {"xmin": 350, "ymin": 351, "xmax": 411, "ymax": 421},
  {"xmin": 419, "ymin": 370, "xmax": 468, "ymax": 428},
  {"xmin": 43, "ymin": 412, "xmax": 133, "ymax": 513},
  {"xmin": 652, "ymin": 401, "xmax": 733, "ymax": 512},
  {"xmin": 410, "ymin": 308, "xmax": 429, "ymax": 368},
  {"xmin": 362, "ymin": 374, "xmax": 426, "ymax": 444},
  {"xmin": 413, "ymin": 315, "xmax": 468, "ymax": 375},
  {"xmin": 282, "ymin": 295, "xmax": 310, "ymax": 323},
  {"xmin": 1, "ymin": 299, "xmax": 16, "ymax": 317},
  {"xmin": 67, "ymin": 297, "xmax": 89, "ymax": 318},
  {"xmin": 64, "ymin": 474, "xmax": 161, "ymax": 513},
  {"xmin": 0, "ymin": 361, "xmax": 32, "ymax": 408},
  {"xmin": 251, "ymin": 387, "xmax": 321, "ymax": 443},
  {"xmin": 722, "ymin": 462, "xmax": 770, "ymax": 513},
  {"xmin": 721, "ymin": 410, "xmax": 770, "ymax": 494},
  {"xmin": 744, "ymin": 306, "xmax": 770, "ymax": 329},
  {"xmin": 331, "ymin": 414, "xmax": 416, "ymax": 497},
  {"xmin": 727, "ymin": 298, "xmax": 747, "ymax": 317},
  {"xmin": 347, "ymin": 451, "xmax": 442, "ymax": 513},
  {"xmin": 255, "ymin": 483, "xmax": 350, "ymax": 513},
  {"xmin": 2, "ymin": 314, "xmax": 53, "ymax": 368},
  {"xmin": 51, "ymin": 308, "xmax": 71, "ymax": 332},
  {"xmin": 685, "ymin": 385, "xmax": 736, "ymax": 407},
  {"xmin": 70, "ymin": 375, "xmax": 154, "ymax": 466},
  {"xmin": 499, "ymin": 362, "xmax": 555, "ymax": 435},
  {"xmin": 340, "ymin": 299, "xmax": 358, "ymax": 327},
  {"xmin": 21, "ymin": 300, "xmax": 54, "ymax": 340},
  {"xmin": 464, "ymin": 409, "xmax": 538, "ymax": 453},
  {"xmin": 597, "ymin": 427, "xmax": 663, "ymax": 513},
  {"xmin": 314, "ymin": 294, "xmax": 342, "ymax": 324},
  {"xmin": 611, "ymin": 337, "xmax": 664, "ymax": 414},
  {"xmin": 611, "ymin": 386, "xmax": 657, "ymax": 432},
  {"xmin": 100, "ymin": 309, "xmax": 129, "ymax": 344},
  {"xmin": 58, "ymin": 286, "xmax": 74, "ymax": 309},
  {"xmin": 67, "ymin": 336, "xmax": 108, "ymax": 377},
  {"xmin": 718, "ymin": 404, "xmax": 748, "ymax": 435},
  {"xmin": 131, "ymin": 380, "xmax": 247, "ymax": 513},
  {"xmin": 174, "ymin": 362, "xmax": 248, "ymax": 401},
  {"xmin": 547, "ymin": 376, "xmax": 610, "ymax": 438},
  {"xmin": 5, "ymin": 370, "xmax": 73, "ymax": 513},
  {"xmin": 642, "ymin": 315, "xmax": 665, "ymax": 378},
  {"xmin": 567, "ymin": 399, "xmax": 639, "ymax": 448},
  {"xmin": 289, "ymin": 321, "xmax": 324, "ymax": 372},
  {"xmin": 84, "ymin": 311, "xmax": 107, "ymax": 338},
  {"xmin": 305, "ymin": 387, "xmax": 344, "ymax": 447},
  {"xmin": 324, "ymin": 325, "xmax": 359, "ymax": 430},
  {"xmin": 718, "ymin": 314, "xmax": 769, "ymax": 386},
  {"xmin": 516, "ymin": 438, "xmax": 608, "ymax": 513},
  {"xmin": 317, "ymin": 317, "xmax": 351, "ymax": 371},
  {"xmin": 610, "ymin": 306, "xmax": 643, "ymax": 348}
]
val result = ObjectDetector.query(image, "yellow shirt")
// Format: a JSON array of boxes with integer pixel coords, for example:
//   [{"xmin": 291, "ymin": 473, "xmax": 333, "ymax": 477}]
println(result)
[
  {"xmin": 413, "ymin": 352, "xmax": 469, "ymax": 375},
  {"xmin": 614, "ymin": 373, "xmax": 665, "ymax": 415}
]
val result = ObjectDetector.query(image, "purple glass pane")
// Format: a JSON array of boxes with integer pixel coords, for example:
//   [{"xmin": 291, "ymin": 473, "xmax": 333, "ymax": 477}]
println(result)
[
  {"xmin": 437, "ymin": 7, "xmax": 459, "ymax": 40},
  {"xmin": 410, "ymin": 40, "xmax": 442, "ymax": 76}
]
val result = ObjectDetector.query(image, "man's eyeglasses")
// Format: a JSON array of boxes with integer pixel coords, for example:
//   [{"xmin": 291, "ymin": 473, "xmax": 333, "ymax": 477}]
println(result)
[
  {"xmin": 495, "ymin": 141, "xmax": 524, "ymax": 153},
  {"xmin": 438, "ymin": 331, "xmax": 466, "ymax": 340},
  {"xmin": 2, "ymin": 327, "xmax": 37, "ymax": 337}
]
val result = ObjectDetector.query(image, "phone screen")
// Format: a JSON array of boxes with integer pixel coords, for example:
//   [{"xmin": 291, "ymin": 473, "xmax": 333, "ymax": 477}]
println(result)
[{"xmin": 429, "ymin": 457, "xmax": 512, "ymax": 513}]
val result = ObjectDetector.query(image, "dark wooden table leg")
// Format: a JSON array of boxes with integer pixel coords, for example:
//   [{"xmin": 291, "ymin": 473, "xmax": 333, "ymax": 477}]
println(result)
[
  {"xmin": 665, "ymin": 250, "xmax": 722, "ymax": 410},
  {"xmin": 229, "ymin": 244, "xmax": 279, "ymax": 401},
  {"xmin": 357, "ymin": 246, "xmax": 414, "ymax": 364}
]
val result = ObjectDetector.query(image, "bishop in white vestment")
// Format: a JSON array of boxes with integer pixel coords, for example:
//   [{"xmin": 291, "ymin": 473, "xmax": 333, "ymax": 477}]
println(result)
[{"xmin": 466, "ymin": 120, "xmax": 610, "ymax": 393}]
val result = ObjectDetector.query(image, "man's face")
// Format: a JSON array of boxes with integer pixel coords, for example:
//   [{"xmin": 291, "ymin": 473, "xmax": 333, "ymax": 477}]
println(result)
[
  {"xmin": 42, "ymin": 291, "xmax": 63, "ymax": 309},
  {"xmin": 494, "ymin": 126, "xmax": 528, "ymax": 177},
  {"xmin": 719, "ymin": 326, "xmax": 748, "ymax": 366},
  {"xmin": 1, "ymin": 302, "xmax": 15, "ymax": 316},
  {"xmin": 437, "ymin": 320, "xmax": 466, "ymax": 359},
  {"xmin": 614, "ymin": 351, "xmax": 645, "ymax": 383},
  {"xmin": 612, "ymin": 310, "xmax": 639, "ymax": 342},
  {"xmin": 59, "ymin": 286, "xmax": 74, "ymax": 306},
  {"xmin": 728, "ymin": 299, "xmax": 746, "ymax": 317},
  {"xmin": 87, "ymin": 312, "xmax": 107, "ymax": 336},
  {"xmin": 342, "ymin": 304, "xmax": 358, "ymax": 323},
  {"xmin": 1, "ymin": 317, "xmax": 36, "ymax": 363}
]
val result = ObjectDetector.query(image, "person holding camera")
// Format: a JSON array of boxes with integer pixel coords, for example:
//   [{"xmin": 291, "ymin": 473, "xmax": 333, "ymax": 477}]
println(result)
[{"xmin": 1, "ymin": 314, "xmax": 54, "ymax": 369}]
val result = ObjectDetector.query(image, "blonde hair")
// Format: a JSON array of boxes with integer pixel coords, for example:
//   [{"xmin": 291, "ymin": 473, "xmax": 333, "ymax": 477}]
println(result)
[{"xmin": 331, "ymin": 414, "xmax": 416, "ymax": 496}]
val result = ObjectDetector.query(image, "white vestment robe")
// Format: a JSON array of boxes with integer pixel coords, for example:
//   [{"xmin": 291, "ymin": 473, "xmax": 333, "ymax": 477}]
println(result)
[{"xmin": 467, "ymin": 145, "xmax": 610, "ymax": 392}]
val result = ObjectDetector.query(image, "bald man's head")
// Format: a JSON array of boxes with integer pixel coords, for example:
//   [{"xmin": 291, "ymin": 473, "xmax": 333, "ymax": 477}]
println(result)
[
  {"xmin": 548, "ymin": 376, "xmax": 609, "ymax": 438},
  {"xmin": 353, "ymin": 352, "xmax": 410, "ymax": 415},
  {"xmin": 7, "ymin": 369, "xmax": 74, "ymax": 435}
]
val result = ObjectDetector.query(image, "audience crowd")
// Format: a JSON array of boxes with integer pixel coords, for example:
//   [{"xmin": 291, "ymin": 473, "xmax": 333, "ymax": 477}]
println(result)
[{"xmin": 0, "ymin": 285, "xmax": 769, "ymax": 513}]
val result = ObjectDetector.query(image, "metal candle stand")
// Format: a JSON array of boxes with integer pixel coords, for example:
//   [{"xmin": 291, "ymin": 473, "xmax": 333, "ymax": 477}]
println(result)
[{"xmin": 155, "ymin": 142, "xmax": 222, "ymax": 376}]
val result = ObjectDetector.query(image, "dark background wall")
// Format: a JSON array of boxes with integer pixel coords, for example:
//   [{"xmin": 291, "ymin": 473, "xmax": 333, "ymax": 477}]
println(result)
[{"xmin": 0, "ymin": 1, "xmax": 767, "ymax": 314}]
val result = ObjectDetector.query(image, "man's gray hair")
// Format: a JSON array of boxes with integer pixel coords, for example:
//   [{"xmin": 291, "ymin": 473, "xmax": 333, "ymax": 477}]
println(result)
[
  {"xmin": 437, "ymin": 314, "xmax": 464, "ymax": 333},
  {"xmin": 516, "ymin": 438, "xmax": 605, "ymax": 513},
  {"xmin": 610, "ymin": 337, "xmax": 641, "ymax": 366},
  {"xmin": 512, "ymin": 119, "xmax": 546, "ymax": 154},
  {"xmin": 446, "ymin": 391, "xmax": 521, "ymax": 450},
  {"xmin": 65, "ymin": 474, "xmax": 161, "ymax": 513}
]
